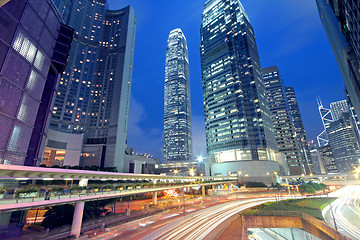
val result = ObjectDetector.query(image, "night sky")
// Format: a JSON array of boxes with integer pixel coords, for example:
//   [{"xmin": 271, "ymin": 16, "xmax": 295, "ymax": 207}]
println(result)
[{"xmin": 108, "ymin": 0, "xmax": 346, "ymax": 160}]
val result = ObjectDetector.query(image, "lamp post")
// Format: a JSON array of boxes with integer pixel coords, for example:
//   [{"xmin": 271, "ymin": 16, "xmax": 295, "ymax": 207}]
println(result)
[{"xmin": 174, "ymin": 168, "xmax": 187, "ymax": 216}]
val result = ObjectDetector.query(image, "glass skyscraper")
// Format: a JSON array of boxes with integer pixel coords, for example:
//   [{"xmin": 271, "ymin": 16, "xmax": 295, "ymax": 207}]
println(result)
[
  {"xmin": 328, "ymin": 112, "xmax": 360, "ymax": 172},
  {"xmin": 164, "ymin": 29, "xmax": 192, "ymax": 163},
  {"xmin": 285, "ymin": 86, "xmax": 313, "ymax": 174},
  {"xmin": 47, "ymin": 0, "xmax": 136, "ymax": 172},
  {"xmin": 263, "ymin": 66, "xmax": 305, "ymax": 175},
  {"xmin": 200, "ymin": 0, "xmax": 278, "ymax": 177},
  {"xmin": 316, "ymin": 0, "xmax": 360, "ymax": 126},
  {"xmin": 82, "ymin": 7, "xmax": 136, "ymax": 172},
  {"xmin": 51, "ymin": 0, "xmax": 106, "ymax": 133}
]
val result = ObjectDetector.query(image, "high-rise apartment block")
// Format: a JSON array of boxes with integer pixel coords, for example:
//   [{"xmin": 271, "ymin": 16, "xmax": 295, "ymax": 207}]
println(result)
[
  {"xmin": 163, "ymin": 29, "xmax": 192, "ymax": 163},
  {"xmin": 263, "ymin": 66, "xmax": 308, "ymax": 175},
  {"xmin": 200, "ymin": 0, "xmax": 279, "ymax": 177},
  {"xmin": 0, "ymin": 0, "xmax": 73, "ymax": 166},
  {"xmin": 45, "ymin": 0, "xmax": 136, "ymax": 172}
]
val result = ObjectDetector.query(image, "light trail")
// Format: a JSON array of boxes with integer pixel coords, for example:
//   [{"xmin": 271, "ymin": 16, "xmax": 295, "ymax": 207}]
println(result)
[
  {"xmin": 323, "ymin": 186, "xmax": 360, "ymax": 240},
  {"xmin": 155, "ymin": 198, "xmax": 275, "ymax": 240}
]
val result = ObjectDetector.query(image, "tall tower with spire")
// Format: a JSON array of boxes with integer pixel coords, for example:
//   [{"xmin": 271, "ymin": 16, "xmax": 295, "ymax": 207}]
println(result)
[{"xmin": 163, "ymin": 29, "xmax": 193, "ymax": 163}]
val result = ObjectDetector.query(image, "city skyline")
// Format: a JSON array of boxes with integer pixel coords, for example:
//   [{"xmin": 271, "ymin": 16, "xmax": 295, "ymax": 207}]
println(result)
[{"xmin": 108, "ymin": 0, "xmax": 345, "ymax": 161}]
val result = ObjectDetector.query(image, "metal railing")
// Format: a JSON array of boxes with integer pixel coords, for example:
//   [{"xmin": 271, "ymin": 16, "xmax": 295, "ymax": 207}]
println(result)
[{"xmin": 0, "ymin": 181, "xmax": 236, "ymax": 208}]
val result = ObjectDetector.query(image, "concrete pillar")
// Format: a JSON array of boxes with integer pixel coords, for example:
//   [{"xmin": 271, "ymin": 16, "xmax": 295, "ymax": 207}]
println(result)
[
  {"xmin": 70, "ymin": 201, "xmax": 85, "ymax": 238},
  {"xmin": 152, "ymin": 191, "xmax": 158, "ymax": 205},
  {"xmin": 202, "ymin": 185, "xmax": 205, "ymax": 197}
]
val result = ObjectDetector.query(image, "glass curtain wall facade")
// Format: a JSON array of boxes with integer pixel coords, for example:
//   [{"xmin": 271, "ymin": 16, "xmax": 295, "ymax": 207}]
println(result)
[
  {"xmin": 83, "ymin": 7, "xmax": 136, "ymax": 172},
  {"xmin": 200, "ymin": 0, "xmax": 278, "ymax": 176},
  {"xmin": 316, "ymin": 0, "xmax": 360, "ymax": 125},
  {"xmin": 327, "ymin": 112, "xmax": 360, "ymax": 172},
  {"xmin": 330, "ymin": 99, "xmax": 349, "ymax": 120},
  {"xmin": 317, "ymin": 99, "xmax": 334, "ymax": 147},
  {"xmin": 263, "ymin": 66, "xmax": 305, "ymax": 175},
  {"xmin": 285, "ymin": 86, "xmax": 313, "ymax": 174},
  {"xmin": 49, "ymin": 1, "xmax": 136, "ymax": 172},
  {"xmin": 0, "ymin": 0, "xmax": 72, "ymax": 166},
  {"xmin": 51, "ymin": 0, "xmax": 106, "ymax": 133},
  {"xmin": 164, "ymin": 29, "xmax": 192, "ymax": 163}
]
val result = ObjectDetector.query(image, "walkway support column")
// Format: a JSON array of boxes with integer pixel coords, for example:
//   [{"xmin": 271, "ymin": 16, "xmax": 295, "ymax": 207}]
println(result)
[
  {"xmin": 202, "ymin": 185, "xmax": 206, "ymax": 197},
  {"xmin": 152, "ymin": 191, "xmax": 158, "ymax": 205},
  {"xmin": 71, "ymin": 201, "xmax": 85, "ymax": 238}
]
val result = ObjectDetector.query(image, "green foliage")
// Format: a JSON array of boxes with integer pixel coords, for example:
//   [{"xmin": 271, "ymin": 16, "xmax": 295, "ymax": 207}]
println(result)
[
  {"xmin": 42, "ymin": 205, "xmax": 74, "ymax": 229},
  {"xmin": 242, "ymin": 208, "xmax": 259, "ymax": 216},
  {"xmin": 299, "ymin": 184, "xmax": 316, "ymax": 195},
  {"xmin": 244, "ymin": 182, "xmax": 267, "ymax": 188},
  {"xmin": 242, "ymin": 198, "xmax": 333, "ymax": 220},
  {"xmin": 269, "ymin": 183, "xmax": 284, "ymax": 190},
  {"xmin": 83, "ymin": 199, "xmax": 113, "ymax": 220},
  {"xmin": 42, "ymin": 199, "xmax": 116, "ymax": 229}
]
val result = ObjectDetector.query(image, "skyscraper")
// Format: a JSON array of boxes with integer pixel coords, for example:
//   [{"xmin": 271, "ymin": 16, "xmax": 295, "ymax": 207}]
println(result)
[
  {"xmin": 200, "ymin": 0, "xmax": 278, "ymax": 177},
  {"xmin": 46, "ymin": 1, "xmax": 136, "ymax": 172},
  {"xmin": 316, "ymin": 0, "xmax": 360, "ymax": 124},
  {"xmin": 330, "ymin": 99, "xmax": 349, "ymax": 121},
  {"xmin": 263, "ymin": 66, "xmax": 305, "ymax": 175},
  {"xmin": 51, "ymin": 0, "xmax": 106, "ymax": 133},
  {"xmin": 82, "ymin": 7, "xmax": 136, "ymax": 172},
  {"xmin": 317, "ymin": 99, "xmax": 333, "ymax": 147},
  {"xmin": 0, "ymin": 0, "xmax": 73, "ymax": 166},
  {"xmin": 163, "ymin": 29, "xmax": 192, "ymax": 163},
  {"xmin": 327, "ymin": 112, "xmax": 360, "ymax": 172},
  {"xmin": 285, "ymin": 86, "xmax": 313, "ymax": 173}
]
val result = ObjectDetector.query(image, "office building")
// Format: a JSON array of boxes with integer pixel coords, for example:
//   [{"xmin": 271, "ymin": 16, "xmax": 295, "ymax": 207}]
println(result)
[
  {"xmin": 47, "ymin": 1, "xmax": 136, "ymax": 172},
  {"xmin": 316, "ymin": 99, "xmax": 334, "ymax": 147},
  {"xmin": 0, "ymin": 0, "xmax": 72, "ymax": 167},
  {"xmin": 316, "ymin": 0, "xmax": 360, "ymax": 124},
  {"xmin": 317, "ymin": 145, "xmax": 337, "ymax": 173},
  {"xmin": 330, "ymin": 99, "xmax": 349, "ymax": 121},
  {"xmin": 327, "ymin": 112, "xmax": 360, "ymax": 172},
  {"xmin": 263, "ymin": 66, "xmax": 305, "ymax": 175},
  {"xmin": 163, "ymin": 29, "xmax": 193, "ymax": 163},
  {"xmin": 285, "ymin": 86, "xmax": 313, "ymax": 173},
  {"xmin": 200, "ymin": 0, "xmax": 279, "ymax": 177},
  {"xmin": 82, "ymin": 6, "xmax": 136, "ymax": 172}
]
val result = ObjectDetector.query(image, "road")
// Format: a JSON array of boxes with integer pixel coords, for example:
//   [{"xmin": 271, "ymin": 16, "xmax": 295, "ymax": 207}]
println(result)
[
  {"xmin": 92, "ymin": 195, "xmax": 279, "ymax": 240},
  {"xmin": 323, "ymin": 186, "xmax": 360, "ymax": 240}
]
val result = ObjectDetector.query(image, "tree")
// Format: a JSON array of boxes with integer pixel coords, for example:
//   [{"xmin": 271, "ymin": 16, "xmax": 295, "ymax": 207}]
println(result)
[
  {"xmin": 42, "ymin": 205, "xmax": 74, "ymax": 229},
  {"xmin": 299, "ymin": 184, "xmax": 316, "ymax": 196}
]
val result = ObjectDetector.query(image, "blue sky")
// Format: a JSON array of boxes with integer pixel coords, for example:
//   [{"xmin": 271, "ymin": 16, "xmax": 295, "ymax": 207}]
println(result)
[{"xmin": 108, "ymin": 0, "xmax": 345, "ymax": 160}]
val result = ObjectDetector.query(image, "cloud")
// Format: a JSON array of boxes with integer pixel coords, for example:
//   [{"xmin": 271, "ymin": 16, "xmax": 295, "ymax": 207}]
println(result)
[{"xmin": 127, "ymin": 96, "xmax": 163, "ymax": 159}]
